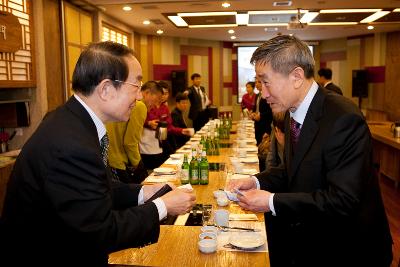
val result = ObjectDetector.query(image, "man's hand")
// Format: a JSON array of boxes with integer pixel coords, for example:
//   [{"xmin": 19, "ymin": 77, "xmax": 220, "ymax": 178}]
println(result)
[
  {"xmin": 161, "ymin": 189, "xmax": 196, "ymax": 216},
  {"xmin": 237, "ymin": 189, "xmax": 271, "ymax": 213},
  {"xmin": 181, "ymin": 128, "xmax": 193, "ymax": 136},
  {"xmin": 148, "ymin": 119, "xmax": 159, "ymax": 130},
  {"xmin": 225, "ymin": 177, "xmax": 257, "ymax": 192}
]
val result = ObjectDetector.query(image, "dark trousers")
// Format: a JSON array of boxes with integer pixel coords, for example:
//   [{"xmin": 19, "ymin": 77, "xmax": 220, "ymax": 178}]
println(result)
[{"xmin": 141, "ymin": 153, "xmax": 167, "ymax": 171}]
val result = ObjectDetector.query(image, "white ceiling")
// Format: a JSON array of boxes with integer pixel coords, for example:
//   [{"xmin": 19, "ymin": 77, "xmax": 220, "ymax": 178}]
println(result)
[{"xmin": 86, "ymin": 0, "xmax": 400, "ymax": 42}]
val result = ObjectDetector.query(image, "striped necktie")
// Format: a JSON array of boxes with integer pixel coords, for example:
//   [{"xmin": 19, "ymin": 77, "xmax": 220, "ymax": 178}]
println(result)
[
  {"xmin": 290, "ymin": 118, "xmax": 301, "ymax": 150},
  {"xmin": 100, "ymin": 133, "xmax": 109, "ymax": 167}
]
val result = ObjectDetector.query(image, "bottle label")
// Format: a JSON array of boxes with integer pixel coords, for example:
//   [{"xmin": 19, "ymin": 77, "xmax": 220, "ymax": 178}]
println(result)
[
  {"xmin": 200, "ymin": 169, "xmax": 208, "ymax": 182},
  {"xmin": 181, "ymin": 169, "xmax": 189, "ymax": 183}
]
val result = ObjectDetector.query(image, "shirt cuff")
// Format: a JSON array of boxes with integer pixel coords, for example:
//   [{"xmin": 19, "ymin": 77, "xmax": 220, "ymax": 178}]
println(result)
[
  {"xmin": 252, "ymin": 176, "xmax": 260, "ymax": 189},
  {"xmin": 138, "ymin": 187, "xmax": 144, "ymax": 205},
  {"xmin": 269, "ymin": 193, "xmax": 276, "ymax": 216},
  {"xmin": 153, "ymin": 198, "xmax": 168, "ymax": 221}
]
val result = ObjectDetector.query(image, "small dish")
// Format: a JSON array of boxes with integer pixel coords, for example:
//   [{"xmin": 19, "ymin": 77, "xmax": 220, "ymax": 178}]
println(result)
[
  {"xmin": 217, "ymin": 197, "xmax": 229, "ymax": 207},
  {"xmin": 199, "ymin": 232, "xmax": 217, "ymax": 240},
  {"xmin": 170, "ymin": 153, "xmax": 183, "ymax": 160},
  {"xmin": 153, "ymin": 167, "xmax": 175, "ymax": 174},
  {"xmin": 213, "ymin": 190, "xmax": 226, "ymax": 199},
  {"xmin": 198, "ymin": 239, "xmax": 217, "ymax": 253}
]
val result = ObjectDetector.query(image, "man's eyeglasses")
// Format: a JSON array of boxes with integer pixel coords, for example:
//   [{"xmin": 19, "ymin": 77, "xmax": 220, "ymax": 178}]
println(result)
[{"xmin": 114, "ymin": 80, "xmax": 142, "ymax": 90}]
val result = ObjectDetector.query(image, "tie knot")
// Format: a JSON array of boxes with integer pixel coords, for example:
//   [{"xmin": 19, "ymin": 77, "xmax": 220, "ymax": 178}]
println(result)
[{"xmin": 100, "ymin": 133, "xmax": 109, "ymax": 167}]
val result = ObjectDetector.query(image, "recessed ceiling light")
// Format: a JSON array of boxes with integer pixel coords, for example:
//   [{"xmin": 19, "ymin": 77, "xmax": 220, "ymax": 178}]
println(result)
[
  {"xmin": 143, "ymin": 20, "xmax": 150, "ymax": 25},
  {"xmin": 367, "ymin": 25, "xmax": 374, "ymax": 30},
  {"xmin": 122, "ymin": 6, "xmax": 132, "ymax": 11},
  {"xmin": 228, "ymin": 29, "xmax": 235, "ymax": 34},
  {"xmin": 222, "ymin": 2, "xmax": 231, "ymax": 8},
  {"xmin": 230, "ymin": 36, "xmax": 236, "ymax": 40},
  {"xmin": 168, "ymin": 16, "xmax": 188, "ymax": 27},
  {"xmin": 360, "ymin": 11, "xmax": 390, "ymax": 23},
  {"xmin": 156, "ymin": 29, "xmax": 164, "ymax": 35}
]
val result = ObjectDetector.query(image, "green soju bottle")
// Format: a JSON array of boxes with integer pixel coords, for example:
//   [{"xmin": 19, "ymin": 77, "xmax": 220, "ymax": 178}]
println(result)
[
  {"xmin": 181, "ymin": 154, "xmax": 190, "ymax": 184},
  {"xmin": 189, "ymin": 149, "xmax": 199, "ymax": 185},
  {"xmin": 199, "ymin": 149, "xmax": 209, "ymax": 185}
]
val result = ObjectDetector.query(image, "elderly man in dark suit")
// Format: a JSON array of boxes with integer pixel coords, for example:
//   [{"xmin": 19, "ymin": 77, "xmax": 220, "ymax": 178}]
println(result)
[
  {"xmin": 186, "ymin": 73, "xmax": 211, "ymax": 131},
  {"xmin": 228, "ymin": 35, "xmax": 392, "ymax": 267},
  {"xmin": 1, "ymin": 42, "xmax": 196, "ymax": 267},
  {"xmin": 318, "ymin": 67, "xmax": 343, "ymax": 95}
]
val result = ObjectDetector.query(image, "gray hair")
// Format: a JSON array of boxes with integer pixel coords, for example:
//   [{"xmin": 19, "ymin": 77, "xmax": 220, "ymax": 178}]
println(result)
[{"xmin": 250, "ymin": 35, "xmax": 315, "ymax": 79}]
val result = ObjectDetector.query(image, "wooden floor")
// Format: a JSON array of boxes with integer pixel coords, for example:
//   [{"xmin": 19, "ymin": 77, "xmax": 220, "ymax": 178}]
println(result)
[{"xmin": 380, "ymin": 175, "xmax": 400, "ymax": 267}]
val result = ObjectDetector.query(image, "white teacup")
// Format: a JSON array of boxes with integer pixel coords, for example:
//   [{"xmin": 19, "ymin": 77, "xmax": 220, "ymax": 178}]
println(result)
[
  {"xmin": 187, "ymin": 128, "xmax": 195, "ymax": 136},
  {"xmin": 214, "ymin": 209, "xmax": 229, "ymax": 227}
]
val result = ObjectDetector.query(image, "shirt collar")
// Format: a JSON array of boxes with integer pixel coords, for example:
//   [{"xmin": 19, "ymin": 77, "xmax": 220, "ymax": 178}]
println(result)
[
  {"xmin": 73, "ymin": 94, "xmax": 107, "ymax": 142},
  {"xmin": 324, "ymin": 81, "xmax": 332, "ymax": 87},
  {"xmin": 290, "ymin": 81, "xmax": 319, "ymax": 125}
]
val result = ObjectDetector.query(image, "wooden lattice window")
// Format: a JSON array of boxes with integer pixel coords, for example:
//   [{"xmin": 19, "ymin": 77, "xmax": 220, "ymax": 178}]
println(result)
[
  {"xmin": 102, "ymin": 23, "xmax": 129, "ymax": 47},
  {"xmin": 0, "ymin": 0, "xmax": 34, "ymax": 88}
]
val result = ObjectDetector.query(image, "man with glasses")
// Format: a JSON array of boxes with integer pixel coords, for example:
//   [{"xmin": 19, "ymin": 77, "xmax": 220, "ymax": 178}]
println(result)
[{"xmin": 1, "ymin": 41, "xmax": 196, "ymax": 266}]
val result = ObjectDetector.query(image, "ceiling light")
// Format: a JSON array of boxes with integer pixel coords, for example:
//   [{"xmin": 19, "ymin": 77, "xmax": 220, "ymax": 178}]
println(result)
[
  {"xmin": 168, "ymin": 16, "xmax": 188, "ymax": 27},
  {"xmin": 236, "ymin": 13, "xmax": 249, "ymax": 25},
  {"xmin": 230, "ymin": 36, "xmax": 236, "ymax": 40},
  {"xmin": 122, "ymin": 6, "xmax": 132, "ymax": 11},
  {"xmin": 222, "ymin": 2, "xmax": 231, "ymax": 8},
  {"xmin": 178, "ymin": 12, "xmax": 236, "ymax": 17},
  {"xmin": 394, "ymin": 8, "xmax": 400, "ymax": 12},
  {"xmin": 264, "ymin": 27, "xmax": 279, "ymax": 31},
  {"xmin": 300, "ymin": 12, "xmax": 319, "ymax": 23},
  {"xmin": 156, "ymin": 29, "xmax": 164, "ymax": 35},
  {"xmin": 360, "ymin": 11, "xmax": 390, "ymax": 23},
  {"xmin": 228, "ymin": 29, "xmax": 235, "ymax": 34},
  {"xmin": 320, "ymin": 9, "xmax": 381, "ymax": 13},
  {"xmin": 367, "ymin": 25, "xmax": 374, "ymax": 30},
  {"xmin": 143, "ymin": 20, "xmax": 150, "ymax": 25}
]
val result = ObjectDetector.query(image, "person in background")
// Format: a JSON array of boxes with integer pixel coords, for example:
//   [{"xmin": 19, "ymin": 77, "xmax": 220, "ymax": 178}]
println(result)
[
  {"xmin": 186, "ymin": 73, "xmax": 211, "ymax": 131},
  {"xmin": 241, "ymin": 81, "xmax": 256, "ymax": 112},
  {"xmin": 250, "ymin": 78, "xmax": 273, "ymax": 145},
  {"xmin": 265, "ymin": 112, "xmax": 285, "ymax": 173},
  {"xmin": 171, "ymin": 92, "xmax": 191, "ymax": 148},
  {"xmin": 106, "ymin": 79, "xmax": 163, "ymax": 184},
  {"xmin": 228, "ymin": 35, "xmax": 392, "ymax": 267},
  {"xmin": 1, "ymin": 42, "xmax": 196, "ymax": 267},
  {"xmin": 158, "ymin": 81, "xmax": 192, "ymax": 157},
  {"xmin": 317, "ymin": 67, "xmax": 343, "ymax": 95}
]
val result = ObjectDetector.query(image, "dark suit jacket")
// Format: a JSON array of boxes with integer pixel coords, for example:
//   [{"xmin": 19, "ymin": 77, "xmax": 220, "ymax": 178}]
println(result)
[
  {"xmin": 1, "ymin": 96, "xmax": 160, "ymax": 267},
  {"xmin": 253, "ymin": 93, "xmax": 273, "ymax": 145},
  {"xmin": 325, "ymin": 82, "xmax": 343, "ymax": 95},
  {"xmin": 256, "ymin": 88, "xmax": 392, "ymax": 266},
  {"xmin": 171, "ymin": 107, "xmax": 190, "ymax": 148},
  {"xmin": 187, "ymin": 85, "xmax": 206, "ymax": 120}
]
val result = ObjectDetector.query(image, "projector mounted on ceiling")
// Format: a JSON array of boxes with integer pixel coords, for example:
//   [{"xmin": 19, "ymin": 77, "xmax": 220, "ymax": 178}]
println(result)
[{"xmin": 287, "ymin": 9, "xmax": 307, "ymax": 30}]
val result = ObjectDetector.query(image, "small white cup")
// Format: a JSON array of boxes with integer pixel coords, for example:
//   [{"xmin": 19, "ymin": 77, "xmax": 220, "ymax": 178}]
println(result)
[
  {"xmin": 214, "ymin": 209, "xmax": 229, "ymax": 227},
  {"xmin": 238, "ymin": 140, "xmax": 247, "ymax": 148},
  {"xmin": 187, "ymin": 128, "xmax": 195, "ymax": 136},
  {"xmin": 238, "ymin": 149, "xmax": 247, "ymax": 158}
]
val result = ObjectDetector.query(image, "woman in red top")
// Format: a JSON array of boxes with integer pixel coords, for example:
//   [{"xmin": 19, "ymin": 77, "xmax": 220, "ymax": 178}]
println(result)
[{"xmin": 241, "ymin": 81, "xmax": 256, "ymax": 111}]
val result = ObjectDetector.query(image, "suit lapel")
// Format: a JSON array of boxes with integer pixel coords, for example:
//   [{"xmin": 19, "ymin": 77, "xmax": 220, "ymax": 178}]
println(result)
[{"xmin": 287, "ymin": 88, "xmax": 325, "ymax": 181}]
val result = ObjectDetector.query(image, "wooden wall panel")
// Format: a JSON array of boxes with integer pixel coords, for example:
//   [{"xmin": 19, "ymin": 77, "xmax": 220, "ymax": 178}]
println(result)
[
  {"xmin": 43, "ymin": 0, "xmax": 64, "ymax": 111},
  {"xmin": 385, "ymin": 31, "xmax": 400, "ymax": 121}
]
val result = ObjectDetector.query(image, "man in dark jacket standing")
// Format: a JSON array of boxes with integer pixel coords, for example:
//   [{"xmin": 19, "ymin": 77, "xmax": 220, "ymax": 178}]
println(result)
[
  {"xmin": 1, "ymin": 41, "xmax": 196, "ymax": 267},
  {"xmin": 228, "ymin": 35, "xmax": 392, "ymax": 267}
]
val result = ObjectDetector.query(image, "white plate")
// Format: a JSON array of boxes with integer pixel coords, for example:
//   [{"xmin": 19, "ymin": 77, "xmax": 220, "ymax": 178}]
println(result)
[
  {"xmin": 246, "ymin": 138, "xmax": 257, "ymax": 144},
  {"xmin": 241, "ymin": 168, "xmax": 258, "ymax": 175},
  {"xmin": 170, "ymin": 153, "xmax": 183, "ymax": 160},
  {"xmin": 153, "ymin": 167, "xmax": 175, "ymax": 174},
  {"xmin": 240, "ymin": 157, "xmax": 259, "ymax": 163},
  {"xmin": 191, "ymin": 137, "xmax": 201, "ymax": 141},
  {"xmin": 244, "ymin": 147, "xmax": 258, "ymax": 152},
  {"xmin": 229, "ymin": 232, "xmax": 266, "ymax": 250}
]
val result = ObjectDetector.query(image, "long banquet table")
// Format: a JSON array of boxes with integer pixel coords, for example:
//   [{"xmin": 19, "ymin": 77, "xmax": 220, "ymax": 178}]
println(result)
[{"xmin": 108, "ymin": 124, "xmax": 270, "ymax": 266}]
